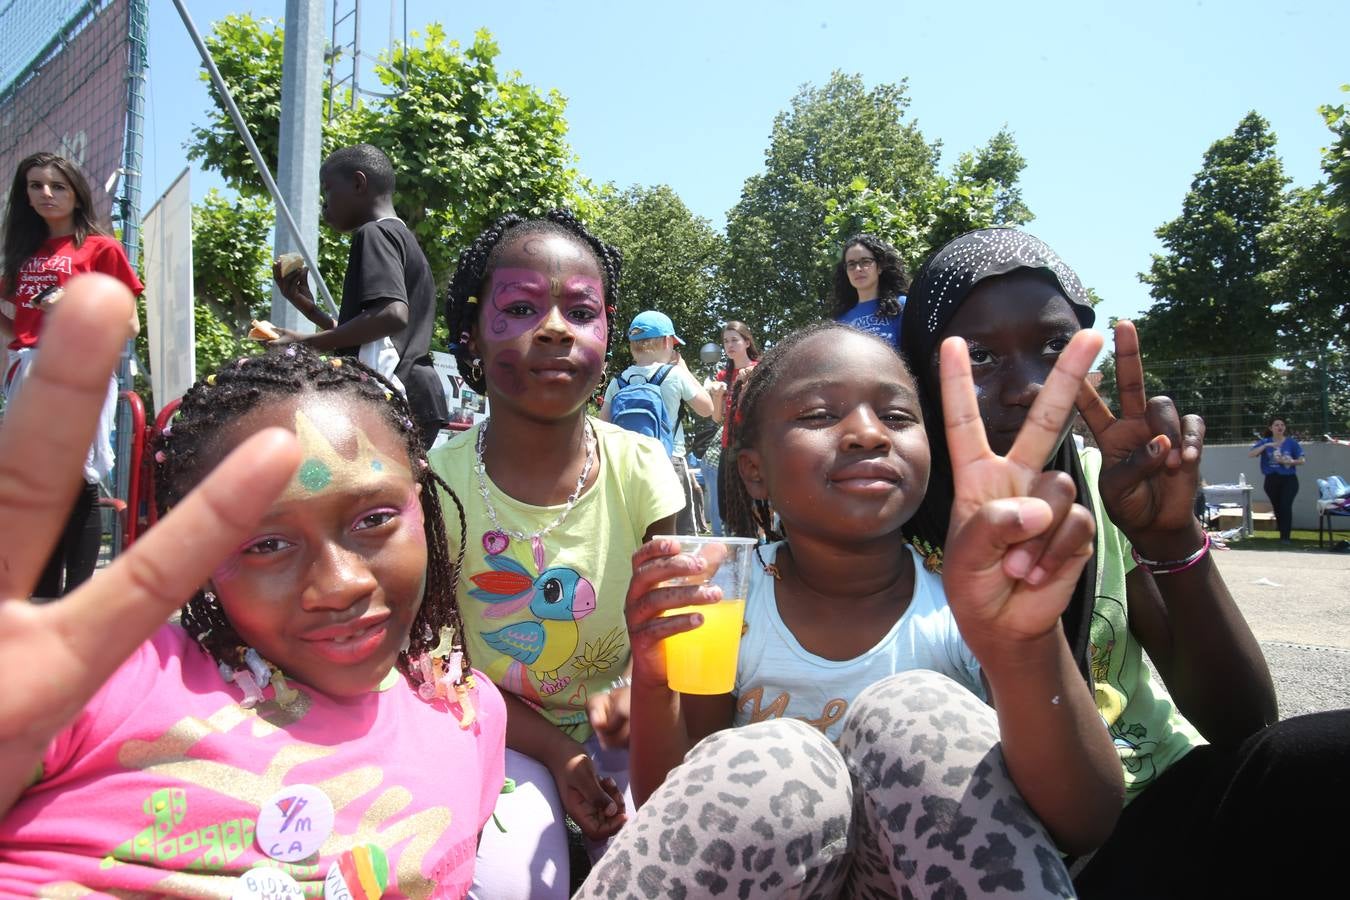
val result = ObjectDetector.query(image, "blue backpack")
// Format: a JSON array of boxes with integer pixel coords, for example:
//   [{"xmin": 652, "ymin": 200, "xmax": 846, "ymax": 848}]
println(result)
[{"xmin": 610, "ymin": 365, "xmax": 676, "ymax": 454}]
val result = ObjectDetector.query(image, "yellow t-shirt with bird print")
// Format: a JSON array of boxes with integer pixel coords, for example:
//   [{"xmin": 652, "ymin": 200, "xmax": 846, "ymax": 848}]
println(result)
[{"xmin": 430, "ymin": 418, "xmax": 684, "ymax": 740}]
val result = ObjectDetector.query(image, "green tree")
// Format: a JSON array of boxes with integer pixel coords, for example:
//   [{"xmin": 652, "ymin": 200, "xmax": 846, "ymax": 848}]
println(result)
[
  {"xmin": 960, "ymin": 128, "xmax": 1033, "ymax": 226},
  {"xmin": 1262, "ymin": 187, "xmax": 1349, "ymax": 361},
  {"xmin": 187, "ymin": 15, "xmax": 286, "ymax": 193},
  {"xmin": 724, "ymin": 73, "xmax": 1032, "ymax": 339},
  {"xmin": 1135, "ymin": 112, "xmax": 1289, "ymax": 441},
  {"xmin": 591, "ymin": 185, "xmax": 726, "ymax": 371},
  {"xmin": 923, "ymin": 129, "xmax": 1033, "ymax": 250},
  {"xmin": 188, "ymin": 16, "xmax": 594, "ymax": 298},
  {"xmin": 1259, "ymin": 191, "xmax": 1350, "ymax": 438},
  {"xmin": 1319, "ymin": 84, "xmax": 1350, "ymax": 239},
  {"xmin": 723, "ymin": 73, "xmax": 937, "ymax": 338},
  {"xmin": 190, "ymin": 190, "xmax": 275, "ymax": 377}
]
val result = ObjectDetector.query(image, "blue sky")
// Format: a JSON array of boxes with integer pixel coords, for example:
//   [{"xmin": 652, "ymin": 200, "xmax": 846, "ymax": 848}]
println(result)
[{"xmin": 144, "ymin": 0, "xmax": 1349, "ymax": 332}]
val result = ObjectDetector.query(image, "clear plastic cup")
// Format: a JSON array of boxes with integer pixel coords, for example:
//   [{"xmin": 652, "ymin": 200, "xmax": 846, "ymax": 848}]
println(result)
[{"xmin": 654, "ymin": 535, "xmax": 757, "ymax": 695}]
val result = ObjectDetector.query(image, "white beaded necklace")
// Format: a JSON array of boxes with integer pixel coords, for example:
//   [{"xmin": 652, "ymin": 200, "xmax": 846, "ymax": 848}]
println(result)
[{"xmin": 474, "ymin": 418, "xmax": 596, "ymax": 542}]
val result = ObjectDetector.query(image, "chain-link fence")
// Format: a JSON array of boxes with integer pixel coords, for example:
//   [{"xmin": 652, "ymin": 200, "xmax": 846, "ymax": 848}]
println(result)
[
  {"xmin": 0, "ymin": 0, "xmax": 132, "ymax": 231},
  {"xmin": 1099, "ymin": 351, "xmax": 1350, "ymax": 444}
]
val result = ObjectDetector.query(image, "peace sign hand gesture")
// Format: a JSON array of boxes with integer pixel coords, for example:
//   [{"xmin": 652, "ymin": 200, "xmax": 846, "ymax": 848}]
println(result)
[
  {"xmin": 939, "ymin": 329, "xmax": 1103, "ymax": 658},
  {"xmin": 0, "ymin": 275, "xmax": 300, "ymax": 814},
  {"xmin": 1075, "ymin": 321, "xmax": 1205, "ymax": 556}
]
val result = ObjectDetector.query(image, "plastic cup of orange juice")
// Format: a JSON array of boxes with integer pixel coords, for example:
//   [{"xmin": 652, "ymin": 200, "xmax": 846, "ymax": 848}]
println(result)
[{"xmin": 654, "ymin": 535, "xmax": 757, "ymax": 695}]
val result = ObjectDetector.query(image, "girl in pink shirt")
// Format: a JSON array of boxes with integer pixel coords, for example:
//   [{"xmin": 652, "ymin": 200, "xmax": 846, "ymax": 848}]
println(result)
[{"xmin": 0, "ymin": 276, "xmax": 505, "ymax": 898}]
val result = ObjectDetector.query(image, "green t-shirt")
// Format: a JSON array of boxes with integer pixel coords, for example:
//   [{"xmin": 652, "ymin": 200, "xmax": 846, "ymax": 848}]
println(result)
[
  {"xmin": 1081, "ymin": 447, "xmax": 1204, "ymax": 802},
  {"xmin": 430, "ymin": 418, "xmax": 684, "ymax": 741}
]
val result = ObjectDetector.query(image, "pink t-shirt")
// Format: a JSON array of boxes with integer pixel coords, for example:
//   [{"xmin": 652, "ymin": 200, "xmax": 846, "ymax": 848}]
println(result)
[{"xmin": 0, "ymin": 624, "xmax": 506, "ymax": 898}]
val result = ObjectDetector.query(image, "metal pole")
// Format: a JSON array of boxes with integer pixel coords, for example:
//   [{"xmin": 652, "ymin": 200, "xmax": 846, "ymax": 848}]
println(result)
[
  {"xmin": 272, "ymin": 0, "xmax": 327, "ymax": 332},
  {"xmin": 170, "ymin": 0, "xmax": 338, "ymax": 317},
  {"xmin": 112, "ymin": 0, "xmax": 150, "ymax": 557},
  {"xmin": 352, "ymin": 0, "xmax": 361, "ymax": 99},
  {"xmin": 1320, "ymin": 351, "xmax": 1331, "ymax": 437}
]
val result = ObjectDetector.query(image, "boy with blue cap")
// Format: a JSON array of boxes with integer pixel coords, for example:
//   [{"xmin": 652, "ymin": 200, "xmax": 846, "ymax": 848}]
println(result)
[{"xmin": 601, "ymin": 311, "xmax": 714, "ymax": 534}]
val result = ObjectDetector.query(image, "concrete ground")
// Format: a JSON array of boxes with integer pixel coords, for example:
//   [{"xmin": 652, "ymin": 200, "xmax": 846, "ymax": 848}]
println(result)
[{"xmin": 1212, "ymin": 546, "xmax": 1350, "ymax": 718}]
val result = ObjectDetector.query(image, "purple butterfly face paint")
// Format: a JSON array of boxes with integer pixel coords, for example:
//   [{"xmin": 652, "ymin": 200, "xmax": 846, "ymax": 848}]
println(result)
[
  {"xmin": 485, "ymin": 269, "xmax": 605, "ymax": 342},
  {"xmin": 471, "ymin": 233, "xmax": 608, "ymax": 415}
]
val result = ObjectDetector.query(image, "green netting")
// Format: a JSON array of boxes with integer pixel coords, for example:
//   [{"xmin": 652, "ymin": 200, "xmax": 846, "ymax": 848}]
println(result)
[
  {"xmin": 0, "ymin": 0, "xmax": 128, "ymax": 228},
  {"xmin": 0, "ymin": 0, "xmax": 105, "ymax": 93}
]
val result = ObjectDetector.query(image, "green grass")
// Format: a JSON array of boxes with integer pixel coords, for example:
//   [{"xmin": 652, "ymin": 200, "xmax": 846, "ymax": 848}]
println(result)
[{"xmin": 1225, "ymin": 528, "xmax": 1346, "ymax": 552}]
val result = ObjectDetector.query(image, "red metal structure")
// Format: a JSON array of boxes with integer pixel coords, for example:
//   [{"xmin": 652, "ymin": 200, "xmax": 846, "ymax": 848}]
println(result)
[
  {"xmin": 106, "ymin": 390, "xmax": 145, "ymax": 551},
  {"xmin": 139, "ymin": 398, "xmax": 181, "ymax": 532}
]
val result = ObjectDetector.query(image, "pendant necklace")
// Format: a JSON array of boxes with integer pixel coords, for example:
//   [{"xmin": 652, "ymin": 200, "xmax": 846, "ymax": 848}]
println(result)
[{"xmin": 475, "ymin": 418, "xmax": 596, "ymax": 543}]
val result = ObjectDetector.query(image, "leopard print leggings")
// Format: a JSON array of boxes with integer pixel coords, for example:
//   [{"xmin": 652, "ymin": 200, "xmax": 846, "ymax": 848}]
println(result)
[{"xmin": 575, "ymin": 670, "xmax": 1076, "ymax": 899}]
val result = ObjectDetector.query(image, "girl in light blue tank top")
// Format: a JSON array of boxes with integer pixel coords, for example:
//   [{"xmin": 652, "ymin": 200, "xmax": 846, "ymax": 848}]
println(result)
[{"xmin": 608, "ymin": 321, "xmax": 1127, "ymax": 896}]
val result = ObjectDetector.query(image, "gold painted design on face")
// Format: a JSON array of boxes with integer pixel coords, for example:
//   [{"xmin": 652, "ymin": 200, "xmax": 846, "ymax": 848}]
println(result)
[
  {"xmin": 549, "ymin": 275, "xmax": 562, "ymax": 297},
  {"xmin": 283, "ymin": 409, "xmax": 410, "ymax": 503}
]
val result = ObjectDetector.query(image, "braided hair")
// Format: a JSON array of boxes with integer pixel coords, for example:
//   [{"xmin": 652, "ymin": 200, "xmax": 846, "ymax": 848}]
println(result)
[
  {"xmin": 721, "ymin": 322, "xmax": 910, "ymax": 540},
  {"xmin": 445, "ymin": 209, "xmax": 623, "ymax": 394},
  {"xmin": 829, "ymin": 233, "xmax": 909, "ymax": 320},
  {"xmin": 156, "ymin": 345, "xmax": 471, "ymax": 687}
]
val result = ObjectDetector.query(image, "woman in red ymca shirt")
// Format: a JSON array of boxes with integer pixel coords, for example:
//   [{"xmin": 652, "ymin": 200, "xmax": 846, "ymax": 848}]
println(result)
[
  {"xmin": 1, "ymin": 152, "xmax": 143, "ymax": 597},
  {"xmin": 707, "ymin": 320, "xmax": 760, "ymax": 530}
]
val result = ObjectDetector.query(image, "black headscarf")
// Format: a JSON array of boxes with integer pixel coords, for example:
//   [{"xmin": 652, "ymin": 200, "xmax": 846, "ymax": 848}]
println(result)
[{"xmin": 900, "ymin": 228, "xmax": 1098, "ymax": 681}]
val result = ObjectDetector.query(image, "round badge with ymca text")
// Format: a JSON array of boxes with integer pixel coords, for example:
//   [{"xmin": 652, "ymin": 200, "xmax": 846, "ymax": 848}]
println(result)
[{"xmin": 255, "ymin": 784, "xmax": 335, "ymax": 863}]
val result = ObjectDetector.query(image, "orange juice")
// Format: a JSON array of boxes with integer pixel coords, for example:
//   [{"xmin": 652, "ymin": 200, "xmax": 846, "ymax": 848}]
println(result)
[{"xmin": 662, "ymin": 598, "xmax": 746, "ymax": 695}]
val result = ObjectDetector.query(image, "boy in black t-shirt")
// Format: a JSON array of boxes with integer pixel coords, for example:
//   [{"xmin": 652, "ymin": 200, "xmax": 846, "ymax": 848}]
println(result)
[{"xmin": 272, "ymin": 142, "xmax": 448, "ymax": 448}]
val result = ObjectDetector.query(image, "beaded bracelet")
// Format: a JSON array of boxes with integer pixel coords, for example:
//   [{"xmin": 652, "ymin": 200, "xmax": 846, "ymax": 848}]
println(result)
[{"xmin": 1131, "ymin": 532, "xmax": 1212, "ymax": 576}]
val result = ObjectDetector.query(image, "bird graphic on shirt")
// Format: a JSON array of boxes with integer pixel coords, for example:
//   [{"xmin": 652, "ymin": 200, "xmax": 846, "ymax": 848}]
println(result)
[{"xmin": 470, "ymin": 553, "xmax": 597, "ymax": 696}]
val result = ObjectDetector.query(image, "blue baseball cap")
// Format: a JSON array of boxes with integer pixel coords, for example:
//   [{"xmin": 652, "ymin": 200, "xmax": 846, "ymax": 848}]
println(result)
[{"xmin": 627, "ymin": 310, "xmax": 684, "ymax": 345}]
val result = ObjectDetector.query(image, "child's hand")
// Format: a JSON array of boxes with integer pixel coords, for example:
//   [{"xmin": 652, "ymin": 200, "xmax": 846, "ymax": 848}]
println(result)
[
  {"xmin": 586, "ymin": 684, "xmax": 630, "ymax": 749},
  {"xmin": 0, "ymin": 276, "xmax": 301, "ymax": 788},
  {"xmin": 1075, "ymin": 321, "xmax": 1206, "ymax": 554},
  {"xmin": 939, "ymin": 330, "xmax": 1103, "ymax": 654},
  {"xmin": 267, "ymin": 325, "xmax": 307, "ymax": 347},
  {"xmin": 272, "ymin": 257, "xmax": 314, "ymax": 306},
  {"xmin": 549, "ymin": 750, "xmax": 626, "ymax": 841},
  {"xmin": 624, "ymin": 539, "xmax": 719, "ymax": 689}
]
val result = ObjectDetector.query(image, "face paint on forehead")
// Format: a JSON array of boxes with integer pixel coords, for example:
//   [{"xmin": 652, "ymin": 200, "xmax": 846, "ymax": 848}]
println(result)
[
  {"xmin": 520, "ymin": 234, "xmax": 586, "ymax": 274},
  {"xmin": 281, "ymin": 408, "xmax": 411, "ymax": 503}
]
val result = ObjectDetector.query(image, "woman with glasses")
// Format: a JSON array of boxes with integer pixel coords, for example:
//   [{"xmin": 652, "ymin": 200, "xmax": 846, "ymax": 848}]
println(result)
[{"xmin": 829, "ymin": 233, "xmax": 909, "ymax": 347}]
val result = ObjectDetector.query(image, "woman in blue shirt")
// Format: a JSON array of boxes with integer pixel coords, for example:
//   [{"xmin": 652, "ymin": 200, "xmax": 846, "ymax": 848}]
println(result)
[
  {"xmin": 1248, "ymin": 416, "xmax": 1305, "ymax": 542},
  {"xmin": 829, "ymin": 234, "xmax": 907, "ymax": 347}
]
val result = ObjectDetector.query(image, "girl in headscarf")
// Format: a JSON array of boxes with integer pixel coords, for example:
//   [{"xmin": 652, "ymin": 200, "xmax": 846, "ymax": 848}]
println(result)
[{"xmin": 901, "ymin": 227, "xmax": 1348, "ymax": 898}]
